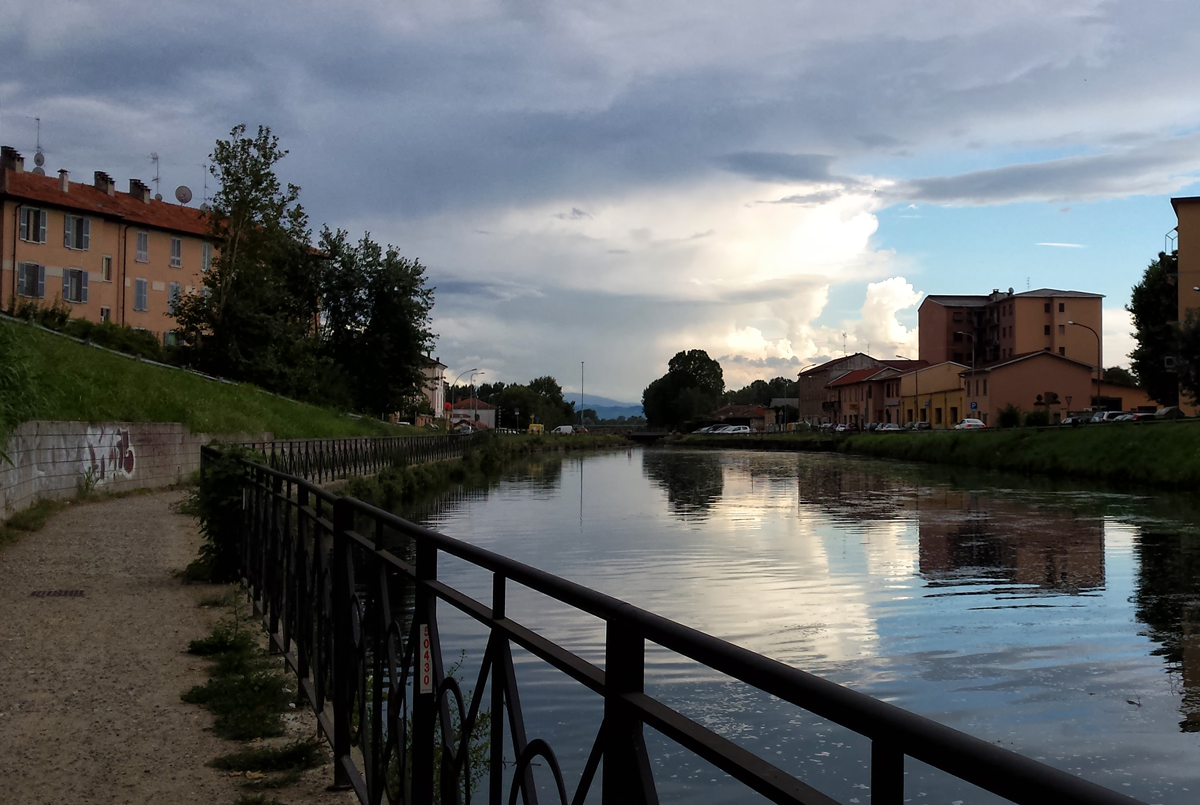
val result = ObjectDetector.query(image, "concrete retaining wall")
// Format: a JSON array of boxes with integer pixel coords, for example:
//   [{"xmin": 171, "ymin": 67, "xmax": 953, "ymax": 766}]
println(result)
[{"xmin": 1, "ymin": 421, "xmax": 268, "ymax": 516}]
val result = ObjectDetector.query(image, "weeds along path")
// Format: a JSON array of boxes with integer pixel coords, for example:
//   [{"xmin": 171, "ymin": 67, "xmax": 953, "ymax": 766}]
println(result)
[{"xmin": 0, "ymin": 491, "xmax": 350, "ymax": 805}]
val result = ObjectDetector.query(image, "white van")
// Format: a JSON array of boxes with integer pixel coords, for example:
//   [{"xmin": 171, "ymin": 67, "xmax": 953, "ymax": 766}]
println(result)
[{"xmin": 552, "ymin": 425, "xmax": 575, "ymax": 435}]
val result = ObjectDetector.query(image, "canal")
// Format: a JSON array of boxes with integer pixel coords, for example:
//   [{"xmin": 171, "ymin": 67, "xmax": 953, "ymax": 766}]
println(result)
[{"xmin": 397, "ymin": 447, "xmax": 1200, "ymax": 804}]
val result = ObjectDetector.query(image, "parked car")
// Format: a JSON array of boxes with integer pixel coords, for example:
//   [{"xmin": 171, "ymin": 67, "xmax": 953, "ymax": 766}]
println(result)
[
  {"xmin": 1090, "ymin": 411, "xmax": 1127, "ymax": 423},
  {"xmin": 1112, "ymin": 413, "xmax": 1135, "ymax": 422},
  {"xmin": 552, "ymin": 425, "xmax": 575, "ymax": 434},
  {"xmin": 717, "ymin": 425, "xmax": 752, "ymax": 434},
  {"xmin": 877, "ymin": 423, "xmax": 902, "ymax": 432},
  {"xmin": 834, "ymin": 423, "xmax": 859, "ymax": 433},
  {"xmin": 1130, "ymin": 412, "xmax": 1156, "ymax": 421},
  {"xmin": 1155, "ymin": 406, "xmax": 1186, "ymax": 419},
  {"xmin": 692, "ymin": 425, "xmax": 718, "ymax": 434},
  {"xmin": 954, "ymin": 418, "xmax": 986, "ymax": 430},
  {"xmin": 909, "ymin": 421, "xmax": 932, "ymax": 431},
  {"xmin": 1060, "ymin": 415, "xmax": 1087, "ymax": 426}
]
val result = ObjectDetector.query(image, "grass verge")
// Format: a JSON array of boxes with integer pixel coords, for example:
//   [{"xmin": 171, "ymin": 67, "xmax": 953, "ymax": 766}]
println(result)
[{"xmin": 2, "ymin": 317, "xmax": 415, "ymax": 438}]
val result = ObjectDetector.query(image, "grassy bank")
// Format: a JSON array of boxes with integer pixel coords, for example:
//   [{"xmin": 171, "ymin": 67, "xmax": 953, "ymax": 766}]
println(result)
[
  {"xmin": 2, "ymin": 318, "xmax": 410, "ymax": 438},
  {"xmin": 343, "ymin": 432, "xmax": 627, "ymax": 510},
  {"xmin": 675, "ymin": 422, "xmax": 1200, "ymax": 489}
]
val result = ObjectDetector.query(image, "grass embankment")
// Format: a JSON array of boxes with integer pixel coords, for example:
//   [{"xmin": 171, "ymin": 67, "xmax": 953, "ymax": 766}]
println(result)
[
  {"xmin": 344, "ymin": 432, "xmax": 627, "ymax": 510},
  {"xmin": 3, "ymin": 318, "xmax": 412, "ymax": 438},
  {"xmin": 679, "ymin": 422, "xmax": 1200, "ymax": 489}
]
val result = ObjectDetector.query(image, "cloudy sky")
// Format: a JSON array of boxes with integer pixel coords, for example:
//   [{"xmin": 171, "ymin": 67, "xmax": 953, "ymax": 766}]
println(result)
[{"xmin": 4, "ymin": 0, "xmax": 1198, "ymax": 401}]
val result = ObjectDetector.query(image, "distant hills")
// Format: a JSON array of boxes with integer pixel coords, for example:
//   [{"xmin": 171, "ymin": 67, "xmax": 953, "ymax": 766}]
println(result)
[{"xmin": 563, "ymin": 393, "xmax": 643, "ymax": 420}]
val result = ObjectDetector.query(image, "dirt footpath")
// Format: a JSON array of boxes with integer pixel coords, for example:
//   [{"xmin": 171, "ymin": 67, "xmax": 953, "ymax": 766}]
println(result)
[{"xmin": 0, "ymin": 491, "xmax": 354, "ymax": 805}]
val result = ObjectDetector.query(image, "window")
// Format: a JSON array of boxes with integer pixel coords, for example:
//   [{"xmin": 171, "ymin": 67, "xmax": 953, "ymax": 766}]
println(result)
[
  {"xmin": 62, "ymin": 268, "xmax": 89, "ymax": 303},
  {"xmin": 168, "ymin": 282, "xmax": 181, "ymax": 314},
  {"xmin": 134, "ymin": 278, "xmax": 148, "ymax": 311},
  {"xmin": 1059, "ymin": 303, "xmax": 1065, "ymax": 313},
  {"xmin": 983, "ymin": 379, "xmax": 988, "ymax": 395},
  {"xmin": 201, "ymin": 241, "xmax": 212, "ymax": 272},
  {"xmin": 1059, "ymin": 347, "xmax": 1066, "ymax": 355},
  {"xmin": 163, "ymin": 331, "xmax": 179, "ymax": 347},
  {"xmin": 102, "ymin": 255, "xmax": 112, "ymax": 281},
  {"xmin": 17, "ymin": 263, "xmax": 45, "ymax": 297},
  {"xmin": 1044, "ymin": 325, "xmax": 1051, "ymax": 335},
  {"xmin": 935, "ymin": 407, "xmax": 943, "ymax": 425},
  {"xmin": 19, "ymin": 208, "xmax": 47, "ymax": 243},
  {"xmin": 170, "ymin": 237, "xmax": 182, "ymax": 268},
  {"xmin": 1044, "ymin": 303, "xmax": 1051, "ymax": 313},
  {"xmin": 951, "ymin": 407, "xmax": 958, "ymax": 423},
  {"xmin": 63, "ymin": 216, "xmax": 91, "ymax": 250},
  {"xmin": 100, "ymin": 306, "xmax": 111, "ymax": 323},
  {"xmin": 1058, "ymin": 324, "xmax": 1065, "ymax": 334},
  {"xmin": 136, "ymin": 231, "xmax": 149, "ymax": 262},
  {"xmin": 952, "ymin": 311, "xmax": 964, "ymax": 322}
]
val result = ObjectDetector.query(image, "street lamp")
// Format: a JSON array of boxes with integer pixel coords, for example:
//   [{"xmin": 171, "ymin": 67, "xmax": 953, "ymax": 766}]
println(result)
[
  {"xmin": 955, "ymin": 331, "xmax": 976, "ymax": 374},
  {"xmin": 898, "ymin": 354, "xmax": 920, "ymax": 424},
  {"xmin": 470, "ymin": 370, "xmax": 483, "ymax": 427},
  {"xmin": 448, "ymin": 368, "xmax": 479, "ymax": 425},
  {"xmin": 1067, "ymin": 321, "xmax": 1102, "ymax": 386}
]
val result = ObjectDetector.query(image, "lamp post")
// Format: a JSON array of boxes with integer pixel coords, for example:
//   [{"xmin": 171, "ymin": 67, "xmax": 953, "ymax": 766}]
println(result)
[
  {"xmin": 449, "ymin": 367, "xmax": 479, "ymax": 425},
  {"xmin": 1067, "ymin": 320, "xmax": 1102, "ymax": 387},
  {"xmin": 470, "ymin": 370, "xmax": 483, "ymax": 427},
  {"xmin": 955, "ymin": 331, "xmax": 976, "ymax": 374},
  {"xmin": 898, "ymin": 354, "xmax": 919, "ymax": 424}
]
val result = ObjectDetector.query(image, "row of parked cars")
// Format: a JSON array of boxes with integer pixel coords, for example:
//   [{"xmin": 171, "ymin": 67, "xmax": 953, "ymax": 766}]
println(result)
[
  {"xmin": 692, "ymin": 425, "xmax": 753, "ymax": 435},
  {"xmin": 1061, "ymin": 407, "xmax": 1184, "ymax": 425}
]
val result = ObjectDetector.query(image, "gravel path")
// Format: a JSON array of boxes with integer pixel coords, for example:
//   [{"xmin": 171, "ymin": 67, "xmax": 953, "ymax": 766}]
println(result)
[{"xmin": 0, "ymin": 491, "xmax": 353, "ymax": 805}]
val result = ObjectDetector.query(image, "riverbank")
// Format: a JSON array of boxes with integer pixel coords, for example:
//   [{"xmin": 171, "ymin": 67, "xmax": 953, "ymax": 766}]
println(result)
[
  {"xmin": 342, "ymin": 432, "xmax": 627, "ymax": 510},
  {"xmin": 674, "ymin": 421, "xmax": 1200, "ymax": 489}
]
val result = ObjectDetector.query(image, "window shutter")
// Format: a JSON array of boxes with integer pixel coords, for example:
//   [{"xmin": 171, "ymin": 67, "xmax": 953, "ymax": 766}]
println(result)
[
  {"xmin": 38, "ymin": 211, "xmax": 46, "ymax": 242},
  {"xmin": 81, "ymin": 219, "xmax": 90, "ymax": 250},
  {"xmin": 64, "ymin": 216, "xmax": 73, "ymax": 248},
  {"xmin": 81, "ymin": 271, "xmax": 89, "ymax": 303},
  {"xmin": 37, "ymin": 265, "xmax": 46, "ymax": 298},
  {"xmin": 19, "ymin": 211, "xmax": 27, "ymax": 240},
  {"xmin": 63, "ymin": 271, "xmax": 70, "ymax": 301}
]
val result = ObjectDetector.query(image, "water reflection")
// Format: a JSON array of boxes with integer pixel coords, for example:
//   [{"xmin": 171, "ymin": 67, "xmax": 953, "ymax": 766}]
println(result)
[
  {"xmin": 1135, "ymin": 531, "xmax": 1200, "ymax": 731},
  {"xmin": 642, "ymin": 449, "xmax": 723, "ymax": 519}
]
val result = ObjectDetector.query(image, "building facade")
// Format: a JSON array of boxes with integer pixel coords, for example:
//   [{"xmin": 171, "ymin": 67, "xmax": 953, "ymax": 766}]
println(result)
[
  {"xmin": 892, "ymin": 362, "xmax": 968, "ymax": 428},
  {"xmin": 797, "ymin": 354, "xmax": 925, "ymax": 424},
  {"xmin": 960, "ymin": 352, "xmax": 1092, "ymax": 426},
  {"xmin": 919, "ymin": 288, "xmax": 1104, "ymax": 370},
  {"xmin": 449, "ymin": 398, "xmax": 496, "ymax": 429},
  {"xmin": 1, "ymin": 147, "xmax": 211, "ymax": 343},
  {"xmin": 420, "ymin": 356, "xmax": 447, "ymax": 423},
  {"xmin": 1172, "ymin": 196, "xmax": 1200, "ymax": 415}
]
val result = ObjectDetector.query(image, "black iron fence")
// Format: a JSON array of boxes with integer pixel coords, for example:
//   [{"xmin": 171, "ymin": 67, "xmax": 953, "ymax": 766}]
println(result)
[
  {"xmin": 214, "ymin": 443, "xmax": 1145, "ymax": 805},
  {"xmin": 235, "ymin": 433, "xmax": 480, "ymax": 483}
]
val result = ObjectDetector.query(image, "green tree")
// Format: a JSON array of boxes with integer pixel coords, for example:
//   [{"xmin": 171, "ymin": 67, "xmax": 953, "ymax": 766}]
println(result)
[
  {"xmin": 174, "ymin": 124, "xmax": 322, "ymax": 398},
  {"xmin": 1178, "ymin": 310, "xmax": 1200, "ymax": 406},
  {"xmin": 1128, "ymin": 251, "xmax": 1180, "ymax": 406},
  {"xmin": 642, "ymin": 350, "xmax": 725, "ymax": 429},
  {"xmin": 1103, "ymin": 366, "xmax": 1138, "ymax": 387}
]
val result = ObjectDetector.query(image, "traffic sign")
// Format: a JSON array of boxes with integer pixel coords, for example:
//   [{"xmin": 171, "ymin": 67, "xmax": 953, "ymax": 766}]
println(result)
[{"xmin": 970, "ymin": 401, "xmax": 978, "ymax": 410}]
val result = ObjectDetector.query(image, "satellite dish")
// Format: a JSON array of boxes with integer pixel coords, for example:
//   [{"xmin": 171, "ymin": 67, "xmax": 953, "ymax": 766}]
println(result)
[
  {"xmin": 199, "ymin": 202, "xmax": 211, "ymax": 213},
  {"xmin": 154, "ymin": 193, "xmax": 163, "ymax": 201},
  {"xmin": 33, "ymin": 151, "xmax": 45, "ymax": 167},
  {"xmin": 175, "ymin": 185, "xmax": 193, "ymax": 204},
  {"xmin": 32, "ymin": 166, "xmax": 45, "ymax": 176}
]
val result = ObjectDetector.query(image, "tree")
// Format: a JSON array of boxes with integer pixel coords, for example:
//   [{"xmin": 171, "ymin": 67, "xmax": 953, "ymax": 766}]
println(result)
[
  {"xmin": 1103, "ymin": 367, "xmax": 1137, "ymax": 387},
  {"xmin": 642, "ymin": 350, "xmax": 725, "ymax": 429},
  {"xmin": 1178, "ymin": 310, "xmax": 1200, "ymax": 406},
  {"xmin": 174, "ymin": 124, "xmax": 322, "ymax": 398},
  {"xmin": 1128, "ymin": 251, "xmax": 1179, "ymax": 406}
]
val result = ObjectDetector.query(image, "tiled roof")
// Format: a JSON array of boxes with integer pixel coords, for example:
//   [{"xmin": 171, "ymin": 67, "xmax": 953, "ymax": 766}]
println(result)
[
  {"xmin": 960, "ymin": 351, "xmax": 1094, "ymax": 374},
  {"xmin": 451, "ymin": 397, "xmax": 495, "ymax": 410},
  {"xmin": 922, "ymin": 295, "xmax": 990, "ymax": 307},
  {"xmin": 826, "ymin": 368, "xmax": 881, "ymax": 387},
  {"xmin": 712, "ymin": 404, "xmax": 769, "ymax": 417},
  {"xmin": 1014, "ymin": 288, "xmax": 1104, "ymax": 299},
  {"xmin": 877, "ymin": 359, "xmax": 927, "ymax": 370},
  {"xmin": 2, "ymin": 168, "xmax": 209, "ymax": 236}
]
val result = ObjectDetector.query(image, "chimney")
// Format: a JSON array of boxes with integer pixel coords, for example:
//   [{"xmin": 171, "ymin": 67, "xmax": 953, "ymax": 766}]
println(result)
[
  {"xmin": 0, "ymin": 146, "xmax": 24, "ymax": 172},
  {"xmin": 94, "ymin": 171, "xmax": 116, "ymax": 196},
  {"xmin": 58, "ymin": 169, "xmax": 69, "ymax": 192},
  {"xmin": 129, "ymin": 178, "xmax": 151, "ymax": 203}
]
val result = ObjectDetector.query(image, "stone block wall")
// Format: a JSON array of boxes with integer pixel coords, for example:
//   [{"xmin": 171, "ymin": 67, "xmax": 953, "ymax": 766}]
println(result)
[{"xmin": 1, "ymin": 421, "xmax": 268, "ymax": 516}]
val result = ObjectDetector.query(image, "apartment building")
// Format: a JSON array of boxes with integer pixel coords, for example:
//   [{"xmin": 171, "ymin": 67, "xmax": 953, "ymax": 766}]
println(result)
[
  {"xmin": 960, "ymin": 351, "xmax": 1092, "ymax": 426},
  {"xmin": 1172, "ymin": 196, "xmax": 1200, "ymax": 415},
  {"xmin": 1, "ymin": 146, "xmax": 211, "ymax": 343},
  {"xmin": 919, "ymin": 288, "xmax": 1104, "ymax": 369},
  {"xmin": 797, "ymin": 353, "xmax": 926, "ymax": 424}
]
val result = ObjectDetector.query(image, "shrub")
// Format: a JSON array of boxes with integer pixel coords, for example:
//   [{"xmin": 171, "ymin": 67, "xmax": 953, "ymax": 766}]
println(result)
[
  {"xmin": 182, "ymin": 447, "xmax": 252, "ymax": 583},
  {"xmin": 1023, "ymin": 409, "xmax": 1050, "ymax": 427},
  {"xmin": 0, "ymin": 322, "xmax": 41, "ymax": 463},
  {"xmin": 997, "ymin": 404, "xmax": 1023, "ymax": 428}
]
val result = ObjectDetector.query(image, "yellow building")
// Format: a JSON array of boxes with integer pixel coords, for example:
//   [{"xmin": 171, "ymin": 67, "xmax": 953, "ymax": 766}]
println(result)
[
  {"xmin": 894, "ymin": 361, "xmax": 968, "ymax": 428},
  {"xmin": 1, "ymin": 146, "xmax": 211, "ymax": 343}
]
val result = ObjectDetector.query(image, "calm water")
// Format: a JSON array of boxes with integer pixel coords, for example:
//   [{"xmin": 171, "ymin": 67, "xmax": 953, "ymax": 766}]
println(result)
[{"xmin": 399, "ymin": 448, "xmax": 1200, "ymax": 804}]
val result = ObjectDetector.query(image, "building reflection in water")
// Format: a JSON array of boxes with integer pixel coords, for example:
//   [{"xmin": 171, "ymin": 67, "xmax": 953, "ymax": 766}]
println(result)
[{"xmin": 641, "ymin": 450, "xmax": 724, "ymax": 520}]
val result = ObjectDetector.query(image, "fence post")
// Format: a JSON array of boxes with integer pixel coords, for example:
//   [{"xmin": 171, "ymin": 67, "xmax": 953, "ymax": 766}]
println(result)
[
  {"xmin": 602, "ymin": 614, "xmax": 657, "ymax": 805},
  {"xmin": 330, "ymin": 497, "xmax": 355, "ymax": 791},
  {"xmin": 411, "ymin": 539, "xmax": 438, "ymax": 804},
  {"xmin": 871, "ymin": 739, "xmax": 904, "ymax": 805}
]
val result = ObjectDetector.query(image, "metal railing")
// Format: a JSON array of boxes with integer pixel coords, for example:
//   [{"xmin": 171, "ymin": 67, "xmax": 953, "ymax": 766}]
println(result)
[
  {"xmin": 235, "ymin": 433, "xmax": 481, "ymax": 483},
  {"xmin": 217, "ymin": 444, "xmax": 1145, "ymax": 805}
]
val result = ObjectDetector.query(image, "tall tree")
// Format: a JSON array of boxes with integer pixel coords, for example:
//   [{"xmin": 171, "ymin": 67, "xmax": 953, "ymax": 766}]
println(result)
[
  {"xmin": 1127, "ymin": 251, "xmax": 1179, "ymax": 406},
  {"xmin": 642, "ymin": 350, "xmax": 725, "ymax": 429},
  {"xmin": 174, "ymin": 124, "xmax": 321, "ymax": 397},
  {"xmin": 1178, "ymin": 311, "xmax": 1200, "ymax": 406}
]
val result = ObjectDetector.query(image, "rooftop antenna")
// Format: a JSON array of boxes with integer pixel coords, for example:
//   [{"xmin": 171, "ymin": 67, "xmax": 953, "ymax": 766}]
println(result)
[
  {"xmin": 842, "ymin": 332, "xmax": 848, "ymax": 357},
  {"xmin": 23, "ymin": 115, "xmax": 46, "ymax": 175},
  {"xmin": 1026, "ymin": 276, "xmax": 1030, "ymax": 290},
  {"xmin": 199, "ymin": 162, "xmax": 211, "ymax": 207},
  {"xmin": 150, "ymin": 153, "xmax": 162, "ymax": 200}
]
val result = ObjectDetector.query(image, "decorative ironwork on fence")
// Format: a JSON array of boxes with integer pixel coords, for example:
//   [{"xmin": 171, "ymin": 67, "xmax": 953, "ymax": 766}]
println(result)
[
  {"xmin": 236, "ymin": 433, "xmax": 480, "ymax": 483},
  {"xmin": 216, "ymin": 445, "xmax": 1145, "ymax": 805}
]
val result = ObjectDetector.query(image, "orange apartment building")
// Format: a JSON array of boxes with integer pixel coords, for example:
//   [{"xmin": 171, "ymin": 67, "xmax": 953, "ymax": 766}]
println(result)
[
  {"xmin": 919, "ymin": 288, "xmax": 1104, "ymax": 370},
  {"xmin": 1172, "ymin": 196, "xmax": 1200, "ymax": 415},
  {"xmin": 960, "ymin": 351, "xmax": 1093, "ymax": 425},
  {"xmin": 1, "ymin": 146, "xmax": 211, "ymax": 343}
]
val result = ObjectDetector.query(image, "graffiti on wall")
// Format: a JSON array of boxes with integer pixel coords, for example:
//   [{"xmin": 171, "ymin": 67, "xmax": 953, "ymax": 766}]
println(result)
[{"xmin": 85, "ymin": 426, "xmax": 136, "ymax": 484}]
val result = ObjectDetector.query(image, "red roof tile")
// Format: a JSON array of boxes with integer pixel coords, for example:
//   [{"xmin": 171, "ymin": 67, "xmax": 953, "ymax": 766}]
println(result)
[
  {"xmin": 827, "ymin": 368, "xmax": 882, "ymax": 387},
  {"xmin": 2, "ymin": 168, "xmax": 209, "ymax": 236}
]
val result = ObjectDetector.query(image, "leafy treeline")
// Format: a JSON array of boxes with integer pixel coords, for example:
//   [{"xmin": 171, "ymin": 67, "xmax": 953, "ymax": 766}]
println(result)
[
  {"xmin": 451, "ymin": 376, "xmax": 576, "ymax": 430},
  {"xmin": 1128, "ymin": 249, "xmax": 1200, "ymax": 407},
  {"xmin": 172, "ymin": 125, "xmax": 435, "ymax": 418},
  {"xmin": 641, "ymin": 349, "xmax": 798, "ymax": 429}
]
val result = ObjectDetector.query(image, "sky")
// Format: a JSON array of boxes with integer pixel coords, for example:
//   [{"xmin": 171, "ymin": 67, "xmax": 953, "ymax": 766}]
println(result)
[{"xmin": 3, "ymin": 0, "xmax": 1199, "ymax": 402}]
